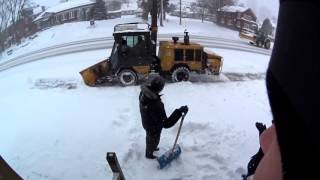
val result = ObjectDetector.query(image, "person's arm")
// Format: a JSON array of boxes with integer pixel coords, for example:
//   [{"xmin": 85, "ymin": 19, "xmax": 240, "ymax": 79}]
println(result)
[
  {"xmin": 163, "ymin": 109, "xmax": 182, "ymax": 129},
  {"xmin": 254, "ymin": 124, "xmax": 282, "ymax": 180},
  {"xmin": 152, "ymin": 101, "xmax": 182, "ymax": 129}
]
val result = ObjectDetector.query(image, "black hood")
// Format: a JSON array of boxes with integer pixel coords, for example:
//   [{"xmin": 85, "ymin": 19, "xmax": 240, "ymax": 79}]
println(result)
[{"xmin": 139, "ymin": 85, "xmax": 160, "ymax": 105}]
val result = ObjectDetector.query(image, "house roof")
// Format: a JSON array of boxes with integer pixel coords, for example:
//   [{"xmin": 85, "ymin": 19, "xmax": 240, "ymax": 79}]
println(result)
[
  {"xmin": 34, "ymin": 0, "xmax": 95, "ymax": 22},
  {"xmin": 218, "ymin": 5, "xmax": 248, "ymax": 13}
]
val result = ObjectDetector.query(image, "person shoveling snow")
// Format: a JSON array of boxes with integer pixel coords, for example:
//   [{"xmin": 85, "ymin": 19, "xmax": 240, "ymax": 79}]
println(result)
[{"xmin": 139, "ymin": 76, "xmax": 188, "ymax": 160}]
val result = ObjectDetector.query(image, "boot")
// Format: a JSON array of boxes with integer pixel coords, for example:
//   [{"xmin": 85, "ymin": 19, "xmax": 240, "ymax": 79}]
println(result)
[{"xmin": 146, "ymin": 151, "xmax": 158, "ymax": 159}]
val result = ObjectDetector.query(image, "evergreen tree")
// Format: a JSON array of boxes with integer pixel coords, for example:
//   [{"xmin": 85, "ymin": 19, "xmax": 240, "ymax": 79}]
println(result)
[
  {"xmin": 93, "ymin": 0, "xmax": 107, "ymax": 20},
  {"xmin": 260, "ymin": 18, "xmax": 273, "ymax": 35}
]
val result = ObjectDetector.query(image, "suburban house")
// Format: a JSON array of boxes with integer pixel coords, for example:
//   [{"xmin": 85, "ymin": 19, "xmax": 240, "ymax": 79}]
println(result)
[
  {"xmin": 217, "ymin": 6, "xmax": 257, "ymax": 31},
  {"xmin": 34, "ymin": 0, "xmax": 97, "ymax": 30},
  {"xmin": 121, "ymin": 2, "xmax": 137, "ymax": 15}
]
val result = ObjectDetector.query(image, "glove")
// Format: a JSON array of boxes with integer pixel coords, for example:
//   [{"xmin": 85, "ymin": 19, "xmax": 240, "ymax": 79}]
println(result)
[{"xmin": 179, "ymin": 105, "xmax": 188, "ymax": 114}]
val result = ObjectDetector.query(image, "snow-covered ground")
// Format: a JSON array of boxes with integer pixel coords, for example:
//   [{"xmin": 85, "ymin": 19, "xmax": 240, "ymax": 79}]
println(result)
[
  {"xmin": 0, "ymin": 15, "xmax": 241, "ymax": 62},
  {"xmin": 0, "ymin": 47, "xmax": 272, "ymax": 179}
]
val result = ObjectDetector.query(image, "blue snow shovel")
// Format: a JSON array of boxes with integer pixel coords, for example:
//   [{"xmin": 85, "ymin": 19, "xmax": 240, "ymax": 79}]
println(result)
[{"xmin": 157, "ymin": 112, "xmax": 187, "ymax": 169}]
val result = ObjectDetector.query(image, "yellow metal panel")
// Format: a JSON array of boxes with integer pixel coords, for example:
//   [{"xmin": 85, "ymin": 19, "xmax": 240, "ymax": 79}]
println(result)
[
  {"xmin": 188, "ymin": 62, "xmax": 202, "ymax": 71},
  {"xmin": 79, "ymin": 59, "xmax": 109, "ymax": 86},
  {"xmin": 160, "ymin": 46, "xmax": 174, "ymax": 72},
  {"xmin": 208, "ymin": 58, "xmax": 222, "ymax": 73},
  {"xmin": 80, "ymin": 69, "xmax": 97, "ymax": 86},
  {"xmin": 133, "ymin": 66, "xmax": 150, "ymax": 74}
]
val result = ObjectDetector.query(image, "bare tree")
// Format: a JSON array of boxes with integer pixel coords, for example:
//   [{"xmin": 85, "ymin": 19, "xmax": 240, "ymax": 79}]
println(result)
[
  {"xmin": 7, "ymin": 0, "xmax": 29, "ymax": 24},
  {"xmin": 0, "ymin": 0, "xmax": 29, "ymax": 48},
  {"xmin": 0, "ymin": 0, "xmax": 10, "ymax": 32},
  {"xmin": 6, "ymin": 0, "xmax": 29, "ymax": 43},
  {"xmin": 0, "ymin": 0, "xmax": 11, "ymax": 51}
]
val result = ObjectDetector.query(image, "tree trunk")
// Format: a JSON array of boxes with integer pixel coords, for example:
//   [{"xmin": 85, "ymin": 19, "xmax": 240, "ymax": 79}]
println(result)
[{"xmin": 163, "ymin": 6, "xmax": 166, "ymax": 20}]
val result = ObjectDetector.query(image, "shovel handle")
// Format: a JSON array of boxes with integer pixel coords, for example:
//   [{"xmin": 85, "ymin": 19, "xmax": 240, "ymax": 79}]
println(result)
[{"xmin": 172, "ymin": 112, "xmax": 186, "ymax": 152}]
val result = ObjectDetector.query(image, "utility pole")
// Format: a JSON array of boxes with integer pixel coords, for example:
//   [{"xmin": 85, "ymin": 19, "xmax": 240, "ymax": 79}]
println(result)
[
  {"xmin": 160, "ymin": 0, "xmax": 163, "ymax": 26},
  {"xmin": 179, "ymin": 0, "xmax": 182, "ymax": 25},
  {"xmin": 150, "ymin": 0, "xmax": 158, "ymax": 55}
]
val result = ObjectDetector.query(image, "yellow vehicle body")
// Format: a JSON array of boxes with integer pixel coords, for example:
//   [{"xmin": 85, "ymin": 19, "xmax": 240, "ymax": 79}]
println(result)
[
  {"xmin": 80, "ymin": 39, "xmax": 223, "ymax": 86},
  {"xmin": 79, "ymin": 60, "xmax": 109, "ymax": 86},
  {"xmin": 239, "ymin": 30, "xmax": 256, "ymax": 42},
  {"xmin": 159, "ymin": 41, "xmax": 222, "ymax": 74}
]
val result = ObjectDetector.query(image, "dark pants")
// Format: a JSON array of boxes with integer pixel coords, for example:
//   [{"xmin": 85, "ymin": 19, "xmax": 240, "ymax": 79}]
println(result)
[{"xmin": 145, "ymin": 130, "xmax": 161, "ymax": 156}]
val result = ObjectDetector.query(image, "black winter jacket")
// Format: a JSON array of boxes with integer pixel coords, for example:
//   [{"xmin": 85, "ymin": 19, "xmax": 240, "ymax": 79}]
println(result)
[{"xmin": 139, "ymin": 85, "xmax": 182, "ymax": 132}]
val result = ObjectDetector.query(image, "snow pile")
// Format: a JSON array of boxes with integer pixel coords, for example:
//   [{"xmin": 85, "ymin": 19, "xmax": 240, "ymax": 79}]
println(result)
[
  {"xmin": 0, "ymin": 47, "xmax": 272, "ymax": 179},
  {"xmin": 218, "ymin": 6, "xmax": 248, "ymax": 13}
]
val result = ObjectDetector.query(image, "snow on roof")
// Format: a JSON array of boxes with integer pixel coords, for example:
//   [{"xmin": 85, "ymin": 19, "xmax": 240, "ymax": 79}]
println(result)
[
  {"xmin": 34, "ymin": 0, "xmax": 95, "ymax": 21},
  {"xmin": 240, "ymin": 17, "xmax": 257, "ymax": 24},
  {"xmin": 113, "ymin": 23, "xmax": 149, "ymax": 34},
  {"xmin": 108, "ymin": 9, "xmax": 122, "ymax": 13},
  {"xmin": 33, "ymin": 6, "xmax": 43, "ymax": 15},
  {"xmin": 218, "ymin": 5, "xmax": 248, "ymax": 13}
]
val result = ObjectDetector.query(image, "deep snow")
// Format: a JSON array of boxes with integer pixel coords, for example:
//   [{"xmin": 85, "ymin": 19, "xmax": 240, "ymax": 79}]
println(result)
[{"xmin": 0, "ymin": 47, "xmax": 272, "ymax": 179}]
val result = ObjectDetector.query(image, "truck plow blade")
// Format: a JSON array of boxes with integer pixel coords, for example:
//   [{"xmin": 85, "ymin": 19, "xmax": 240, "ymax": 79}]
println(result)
[{"xmin": 79, "ymin": 59, "xmax": 110, "ymax": 86}]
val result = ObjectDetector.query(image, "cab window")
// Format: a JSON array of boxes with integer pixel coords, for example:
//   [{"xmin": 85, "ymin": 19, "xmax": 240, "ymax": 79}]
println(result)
[
  {"xmin": 195, "ymin": 50, "xmax": 202, "ymax": 61},
  {"xmin": 186, "ymin": 49, "xmax": 194, "ymax": 61},
  {"xmin": 174, "ymin": 49, "xmax": 183, "ymax": 61},
  {"xmin": 126, "ymin": 36, "xmax": 138, "ymax": 48},
  {"xmin": 123, "ymin": 35, "xmax": 145, "ymax": 48}
]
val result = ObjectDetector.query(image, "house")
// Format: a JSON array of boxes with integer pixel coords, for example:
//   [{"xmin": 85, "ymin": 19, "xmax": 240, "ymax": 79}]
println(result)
[
  {"xmin": 217, "ymin": 6, "xmax": 257, "ymax": 31},
  {"xmin": 34, "ymin": 0, "xmax": 97, "ymax": 30},
  {"xmin": 121, "ymin": 2, "xmax": 137, "ymax": 15},
  {"xmin": 107, "ymin": 9, "xmax": 122, "ymax": 19}
]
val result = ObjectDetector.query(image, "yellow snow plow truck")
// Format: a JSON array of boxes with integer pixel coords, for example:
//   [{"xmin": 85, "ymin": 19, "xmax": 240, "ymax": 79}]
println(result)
[
  {"xmin": 79, "ymin": 23, "xmax": 223, "ymax": 86},
  {"xmin": 79, "ymin": 1, "xmax": 222, "ymax": 87}
]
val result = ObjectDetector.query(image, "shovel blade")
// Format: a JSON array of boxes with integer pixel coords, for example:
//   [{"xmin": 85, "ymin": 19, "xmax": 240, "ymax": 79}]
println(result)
[{"xmin": 157, "ymin": 144, "xmax": 182, "ymax": 169}]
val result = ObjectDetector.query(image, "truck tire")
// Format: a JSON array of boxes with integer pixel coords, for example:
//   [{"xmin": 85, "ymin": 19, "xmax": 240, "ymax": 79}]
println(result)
[
  {"xmin": 172, "ymin": 67, "xmax": 190, "ymax": 82},
  {"xmin": 118, "ymin": 69, "xmax": 137, "ymax": 86},
  {"xmin": 264, "ymin": 39, "xmax": 271, "ymax": 49}
]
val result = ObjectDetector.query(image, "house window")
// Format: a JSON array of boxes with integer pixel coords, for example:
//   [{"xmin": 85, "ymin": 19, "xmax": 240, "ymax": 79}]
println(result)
[
  {"xmin": 195, "ymin": 50, "xmax": 202, "ymax": 61},
  {"xmin": 174, "ymin": 49, "xmax": 184, "ymax": 61},
  {"xmin": 55, "ymin": 16, "xmax": 59, "ymax": 23},
  {"xmin": 243, "ymin": 23, "xmax": 250, "ymax": 29},
  {"xmin": 61, "ymin": 13, "xmax": 66, "ymax": 21},
  {"xmin": 243, "ymin": 14, "xmax": 252, "ymax": 21},
  {"xmin": 74, "ymin": 10, "xmax": 78, "ymax": 19},
  {"xmin": 185, "ymin": 49, "xmax": 194, "ymax": 61},
  {"xmin": 228, "ymin": 19, "xmax": 233, "ymax": 26},
  {"xmin": 63, "ymin": 12, "xmax": 69, "ymax": 21},
  {"xmin": 70, "ymin": 11, "xmax": 75, "ymax": 19},
  {"xmin": 221, "ymin": 18, "xmax": 225, "ymax": 24},
  {"xmin": 237, "ymin": 21, "xmax": 241, "ymax": 28}
]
